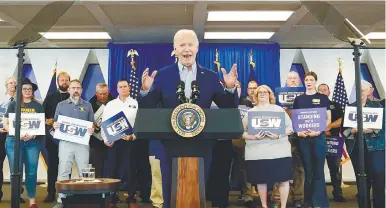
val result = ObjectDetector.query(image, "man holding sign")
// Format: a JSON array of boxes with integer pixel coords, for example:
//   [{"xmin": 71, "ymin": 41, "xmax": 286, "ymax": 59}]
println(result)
[
  {"xmin": 101, "ymin": 79, "xmax": 148, "ymax": 207},
  {"xmin": 52, "ymin": 80, "xmax": 94, "ymax": 208},
  {"xmin": 318, "ymin": 84, "xmax": 346, "ymax": 202}
]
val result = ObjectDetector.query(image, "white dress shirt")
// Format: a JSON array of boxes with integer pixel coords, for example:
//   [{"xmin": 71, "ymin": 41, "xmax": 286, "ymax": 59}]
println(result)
[{"xmin": 101, "ymin": 96, "xmax": 138, "ymax": 142}]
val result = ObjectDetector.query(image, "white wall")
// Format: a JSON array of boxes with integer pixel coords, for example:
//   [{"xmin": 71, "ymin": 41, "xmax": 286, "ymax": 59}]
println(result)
[{"xmin": 0, "ymin": 48, "xmax": 384, "ymax": 182}]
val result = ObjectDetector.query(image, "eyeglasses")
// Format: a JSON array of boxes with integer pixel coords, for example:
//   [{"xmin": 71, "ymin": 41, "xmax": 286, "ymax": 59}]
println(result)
[
  {"xmin": 258, "ymin": 91, "xmax": 269, "ymax": 94},
  {"xmin": 22, "ymin": 88, "xmax": 33, "ymax": 92}
]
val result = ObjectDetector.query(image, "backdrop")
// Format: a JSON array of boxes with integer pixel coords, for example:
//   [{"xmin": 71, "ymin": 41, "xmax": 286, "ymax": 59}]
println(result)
[{"xmin": 108, "ymin": 43, "xmax": 281, "ymax": 97}]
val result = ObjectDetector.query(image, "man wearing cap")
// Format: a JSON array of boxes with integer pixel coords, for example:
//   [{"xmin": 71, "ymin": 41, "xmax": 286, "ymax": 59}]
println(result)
[{"xmin": 52, "ymin": 79, "xmax": 94, "ymax": 208}]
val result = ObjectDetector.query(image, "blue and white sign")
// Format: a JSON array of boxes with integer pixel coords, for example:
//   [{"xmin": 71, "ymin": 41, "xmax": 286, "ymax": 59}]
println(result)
[
  {"xmin": 54, "ymin": 115, "xmax": 93, "ymax": 145},
  {"xmin": 343, "ymin": 106, "xmax": 384, "ymax": 129},
  {"xmin": 101, "ymin": 111, "xmax": 133, "ymax": 143},
  {"xmin": 275, "ymin": 87, "xmax": 305, "ymax": 108},
  {"xmin": 8, "ymin": 113, "xmax": 45, "ymax": 136},
  {"xmin": 247, "ymin": 111, "xmax": 286, "ymax": 135}
]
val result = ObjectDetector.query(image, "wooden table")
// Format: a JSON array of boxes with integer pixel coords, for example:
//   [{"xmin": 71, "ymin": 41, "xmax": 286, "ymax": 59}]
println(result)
[{"xmin": 56, "ymin": 178, "xmax": 121, "ymax": 208}]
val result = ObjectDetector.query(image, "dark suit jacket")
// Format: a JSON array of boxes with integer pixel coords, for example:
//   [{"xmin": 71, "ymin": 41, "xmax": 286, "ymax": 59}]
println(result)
[
  {"xmin": 138, "ymin": 63, "xmax": 238, "ymax": 109},
  {"xmin": 138, "ymin": 63, "xmax": 238, "ymax": 156}
]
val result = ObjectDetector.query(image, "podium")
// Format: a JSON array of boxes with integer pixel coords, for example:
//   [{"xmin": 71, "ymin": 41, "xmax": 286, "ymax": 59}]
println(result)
[{"xmin": 134, "ymin": 108, "xmax": 243, "ymax": 208}]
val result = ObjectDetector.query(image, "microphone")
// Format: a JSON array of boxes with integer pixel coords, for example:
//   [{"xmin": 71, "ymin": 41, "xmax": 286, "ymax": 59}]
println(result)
[
  {"xmin": 176, "ymin": 81, "xmax": 186, "ymax": 104},
  {"xmin": 191, "ymin": 81, "xmax": 200, "ymax": 104}
]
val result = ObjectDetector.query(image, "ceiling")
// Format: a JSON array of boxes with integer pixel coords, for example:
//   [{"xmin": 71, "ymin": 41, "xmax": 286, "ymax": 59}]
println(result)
[{"xmin": 0, "ymin": 0, "xmax": 384, "ymax": 48}]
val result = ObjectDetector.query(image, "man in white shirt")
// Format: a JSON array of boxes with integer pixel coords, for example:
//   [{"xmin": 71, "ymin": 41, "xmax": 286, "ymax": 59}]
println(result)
[
  {"xmin": 0, "ymin": 76, "xmax": 16, "ymax": 202},
  {"xmin": 102, "ymin": 79, "xmax": 145, "ymax": 207}
]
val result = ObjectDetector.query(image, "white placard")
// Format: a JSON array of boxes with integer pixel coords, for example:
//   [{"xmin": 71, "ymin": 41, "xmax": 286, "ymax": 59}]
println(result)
[
  {"xmin": 53, "ymin": 115, "xmax": 93, "ymax": 145},
  {"xmin": 343, "ymin": 106, "xmax": 384, "ymax": 129},
  {"xmin": 93, "ymin": 104, "xmax": 105, "ymax": 141},
  {"xmin": 8, "ymin": 113, "xmax": 46, "ymax": 136}
]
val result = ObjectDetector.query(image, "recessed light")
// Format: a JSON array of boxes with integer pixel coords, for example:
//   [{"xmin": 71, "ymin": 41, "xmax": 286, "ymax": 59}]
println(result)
[
  {"xmin": 39, "ymin": 32, "xmax": 111, "ymax": 39},
  {"xmin": 207, "ymin": 11, "xmax": 294, "ymax": 21},
  {"xmin": 204, "ymin": 32, "xmax": 275, "ymax": 39},
  {"xmin": 365, "ymin": 32, "xmax": 386, "ymax": 39}
]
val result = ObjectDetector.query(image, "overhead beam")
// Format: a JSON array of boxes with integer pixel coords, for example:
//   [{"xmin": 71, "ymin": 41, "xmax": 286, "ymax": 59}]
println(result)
[
  {"xmin": 333, "ymin": 19, "xmax": 385, "ymax": 47},
  {"xmin": 269, "ymin": 5, "xmax": 309, "ymax": 42},
  {"xmin": 193, "ymin": 2, "xmax": 208, "ymax": 41},
  {"xmin": 0, "ymin": 12, "xmax": 58, "ymax": 47},
  {"xmin": 83, "ymin": 2, "xmax": 124, "ymax": 42}
]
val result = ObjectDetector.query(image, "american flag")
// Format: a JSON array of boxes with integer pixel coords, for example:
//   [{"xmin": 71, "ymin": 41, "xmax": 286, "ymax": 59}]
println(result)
[
  {"xmin": 332, "ymin": 68, "xmax": 349, "ymax": 111},
  {"xmin": 129, "ymin": 68, "xmax": 140, "ymax": 100},
  {"xmin": 332, "ymin": 67, "xmax": 351, "ymax": 165}
]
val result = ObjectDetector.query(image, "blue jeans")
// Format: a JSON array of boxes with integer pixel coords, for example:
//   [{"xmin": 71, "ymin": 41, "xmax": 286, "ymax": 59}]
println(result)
[
  {"xmin": 5, "ymin": 137, "xmax": 41, "ymax": 199},
  {"xmin": 299, "ymin": 134, "xmax": 329, "ymax": 207}
]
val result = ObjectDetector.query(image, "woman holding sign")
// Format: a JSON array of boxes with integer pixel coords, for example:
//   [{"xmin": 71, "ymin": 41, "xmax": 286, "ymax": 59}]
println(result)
[
  {"xmin": 3, "ymin": 78, "xmax": 44, "ymax": 208},
  {"xmin": 343, "ymin": 80, "xmax": 385, "ymax": 208},
  {"xmin": 292, "ymin": 72, "xmax": 331, "ymax": 208},
  {"xmin": 242, "ymin": 85, "xmax": 293, "ymax": 208}
]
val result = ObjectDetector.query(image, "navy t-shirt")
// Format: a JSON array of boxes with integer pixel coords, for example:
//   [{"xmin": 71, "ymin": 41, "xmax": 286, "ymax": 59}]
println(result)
[{"xmin": 293, "ymin": 93, "xmax": 330, "ymax": 110}]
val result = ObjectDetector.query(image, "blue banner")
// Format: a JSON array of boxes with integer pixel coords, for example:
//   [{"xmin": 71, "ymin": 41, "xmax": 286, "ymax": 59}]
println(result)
[
  {"xmin": 247, "ymin": 111, "xmax": 285, "ymax": 135},
  {"xmin": 275, "ymin": 87, "xmax": 305, "ymax": 108},
  {"xmin": 326, "ymin": 136, "xmax": 344, "ymax": 157},
  {"xmin": 291, "ymin": 107, "xmax": 327, "ymax": 132},
  {"xmin": 101, "ymin": 111, "xmax": 133, "ymax": 143}
]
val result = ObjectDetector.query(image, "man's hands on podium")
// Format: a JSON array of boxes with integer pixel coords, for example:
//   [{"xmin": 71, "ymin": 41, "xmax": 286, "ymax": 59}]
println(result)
[
  {"xmin": 221, "ymin": 64, "xmax": 238, "ymax": 89},
  {"xmin": 141, "ymin": 68, "xmax": 158, "ymax": 91}
]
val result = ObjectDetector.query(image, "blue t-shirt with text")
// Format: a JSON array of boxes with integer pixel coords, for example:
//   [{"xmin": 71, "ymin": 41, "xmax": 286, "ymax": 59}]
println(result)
[{"xmin": 293, "ymin": 93, "xmax": 330, "ymax": 110}]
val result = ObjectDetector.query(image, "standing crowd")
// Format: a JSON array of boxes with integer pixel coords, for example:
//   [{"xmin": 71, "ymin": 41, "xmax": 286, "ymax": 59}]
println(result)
[{"xmin": 0, "ymin": 29, "xmax": 384, "ymax": 208}]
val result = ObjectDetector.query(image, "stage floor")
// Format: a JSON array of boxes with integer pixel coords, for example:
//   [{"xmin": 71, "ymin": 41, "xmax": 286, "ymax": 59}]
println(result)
[{"xmin": 0, "ymin": 184, "xmax": 358, "ymax": 208}]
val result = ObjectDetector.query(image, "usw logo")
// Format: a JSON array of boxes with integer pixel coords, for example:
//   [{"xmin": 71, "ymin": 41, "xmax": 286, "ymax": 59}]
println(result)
[
  {"xmin": 59, "ymin": 124, "xmax": 88, "ymax": 137},
  {"xmin": 251, "ymin": 118, "xmax": 281, "ymax": 128},
  {"xmin": 106, "ymin": 117, "xmax": 130, "ymax": 136}
]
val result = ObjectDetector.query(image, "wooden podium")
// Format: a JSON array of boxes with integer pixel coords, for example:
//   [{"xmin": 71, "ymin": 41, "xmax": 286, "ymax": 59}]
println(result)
[{"xmin": 135, "ymin": 108, "xmax": 243, "ymax": 208}]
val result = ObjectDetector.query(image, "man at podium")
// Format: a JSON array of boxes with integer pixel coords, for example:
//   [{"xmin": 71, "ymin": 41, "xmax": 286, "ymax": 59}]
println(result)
[{"xmin": 138, "ymin": 29, "xmax": 239, "ymax": 208}]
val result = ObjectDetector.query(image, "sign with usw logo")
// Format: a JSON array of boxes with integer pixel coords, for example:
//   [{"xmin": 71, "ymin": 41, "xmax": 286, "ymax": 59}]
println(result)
[
  {"xmin": 8, "ymin": 113, "xmax": 45, "ymax": 136},
  {"xmin": 275, "ymin": 87, "xmax": 305, "ymax": 108},
  {"xmin": 101, "ymin": 111, "xmax": 133, "ymax": 143},
  {"xmin": 343, "ymin": 106, "xmax": 384, "ymax": 129},
  {"xmin": 247, "ymin": 111, "xmax": 286, "ymax": 135},
  {"xmin": 54, "ymin": 115, "xmax": 93, "ymax": 145}
]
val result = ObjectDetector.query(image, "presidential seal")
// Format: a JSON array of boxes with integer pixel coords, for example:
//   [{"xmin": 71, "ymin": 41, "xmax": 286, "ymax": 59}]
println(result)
[{"xmin": 171, "ymin": 103, "xmax": 206, "ymax": 138}]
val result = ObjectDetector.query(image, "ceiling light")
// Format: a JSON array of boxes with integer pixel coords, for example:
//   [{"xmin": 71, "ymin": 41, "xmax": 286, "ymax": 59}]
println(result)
[
  {"xmin": 365, "ymin": 32, "xmax": 386, "ymax": 39},
  {"xmin": 204, "ymin": 32, "xmax": 275, "ymax": 39},
  {"xmin": 39, "ymin": 32, "xmax": 111, "ymax": 39},
  {"xmin": 207, "ymin": 11, "xmax": 294, "ymax": 21}
]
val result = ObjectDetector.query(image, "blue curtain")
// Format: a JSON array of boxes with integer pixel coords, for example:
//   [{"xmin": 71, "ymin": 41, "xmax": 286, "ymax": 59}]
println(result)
[{"xmin": 108, "ymin": 43, "xmax": 280, "ymax": 97}]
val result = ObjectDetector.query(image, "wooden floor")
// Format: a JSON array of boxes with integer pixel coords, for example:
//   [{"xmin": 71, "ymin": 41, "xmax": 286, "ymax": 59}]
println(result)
[{"xmin": 0, "ymin": 184, "xmax": 358, "ymax": 208}]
